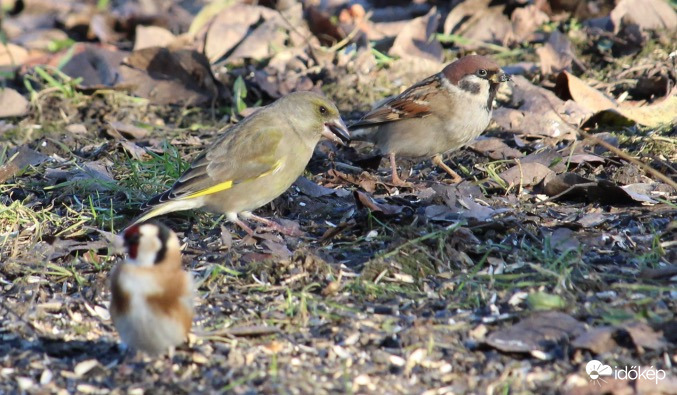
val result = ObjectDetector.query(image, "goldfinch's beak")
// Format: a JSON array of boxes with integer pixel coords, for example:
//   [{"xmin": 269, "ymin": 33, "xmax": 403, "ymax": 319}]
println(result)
[
  {"xmin": 322, "ymin": 118, "xmax": 350, "ymax": 145},
  {"xmin": 490, "ymin": 71, "xmax": 511, "ymax": 84},
  {"xmin": 113, "ymin": 234, "xmax": 126, "ymax": 254}
]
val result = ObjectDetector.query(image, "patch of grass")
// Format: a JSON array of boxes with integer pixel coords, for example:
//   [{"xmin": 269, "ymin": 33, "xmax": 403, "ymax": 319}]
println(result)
[
  {"xmin": 24, "ymin": 66, "xmax": 82, "ymax": 101},
  {"xmin": 117, "ymin": 141, "xmax": 190, "ymax": 202},
  {"xmin": 343, "ymin": 277, "xmax": 421, "ymax": 301}
]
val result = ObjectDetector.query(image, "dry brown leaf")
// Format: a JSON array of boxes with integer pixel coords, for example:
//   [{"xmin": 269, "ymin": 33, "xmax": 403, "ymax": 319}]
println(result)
[
  {"xmin": 555, "ymin": 71, "xmax": 677, "ymax": 127},
  {"xmin": 485, "ymin": 311, "xmax": 586, "ymax": 354},
  {"xmin": 493, "ymin": 76, "xmax": 582, "ymax": 141},
  {"xmin": 354, "ymin": 190, "xmax": 405, "ymax": 216},
  {"xmin": 13, "ymin": 29, "xmax": 69, "ymax": 51},
  {"xmin": 564, "ymin": 376, "xmax": 635, "ymax": 395},
  {"xmin": 134, "ymin": 26, "xmax": 177, "ymax": 51},
  {"xmin": 543, "ymin": 173, "xmax": 658, "ymax": 204},
  {"xmin": 188, "ymin": 0, "xmax": 237, "ymax": 36},
  {"xmin": 571, "ymin": 326, "xmax": 618, "ymax": 354},
  {"xmin": 294, "ymin": 177, "xmax": 350, "ymax": 198},
  {"xmin": 225, "ymin": 18, "xmax": 287, "ymax": 64},
  {"xmin": 500, "ymin": 162, "xmax": 554, "ymax": 187},
  {"xmin": 508, "ymin": 5, "xmax": 549, "ymax": 44},
  {"xmin": 0, "ymin": 146, "xmax": 48, "ymax": 183},
  {"xmin": 443, "ymin": 0, "xmax": 512, "ymax": 48},
  {"xmin": 548, "ymin": 228, "xmax": 581, "ymax": 252},
  {"xmin": 203, "ymin": 4, "xmax": 279, "ymax": 63},
  {"xmin": 108, "ymin": 121, "xmax": 148, "ymax": 140},
  {"xmin": 469, "ymin": 137, "xmax": 523, "ymax": 160},
  {"xmin": 119, "ymin": 47, "xmax": 220, "ymax": 106},
  {"xmin": 0, "ymin": 43, "xmax": 29, "ymax": 70},
  {"xmin": 610, "ymin": 0, "xmax": 677, "ymax": 33},
  {"xmin": 119, "ymin": 141, "xmax": 150, "ymax": 161},
  {"xmin": 307, "ymin": 6, "xmax": 345, "ymax": 46},
  {"xmin": 0, "ymin": 88, "xmax": 29, "ymax": 118},
  {"xmin": 61, "ymin": 45, "xmax": 127, "ymax": 88},
  {"xmin": 622, "ymin": 321, "xmax": 669, "ymax": 351},
  {"xmin": 555, "ymin": 71, "xmax": 617, "ymax": 112},
  {"xmin": 536, "ymin": 30, "xmax": 577, "ymax": 76},
  {"xmin": 389, "ymin": 7, "xmax": 443, "ymax": 63}
]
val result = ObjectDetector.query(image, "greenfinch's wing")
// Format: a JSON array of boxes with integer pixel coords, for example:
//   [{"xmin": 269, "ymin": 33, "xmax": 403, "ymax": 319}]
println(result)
[{"xmin": 152, "ymin": 115, "xmax": 284, "ymax": 203}]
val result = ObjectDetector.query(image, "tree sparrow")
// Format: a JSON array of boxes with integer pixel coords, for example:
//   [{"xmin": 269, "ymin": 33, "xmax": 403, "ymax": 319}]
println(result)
[
  {"xmin": 349, "ymin": 55, "xmax": 510, "ymax": 185},
  {"xmin": 110, "ymin": 222, "xmax": 194, "ymax": 355}
]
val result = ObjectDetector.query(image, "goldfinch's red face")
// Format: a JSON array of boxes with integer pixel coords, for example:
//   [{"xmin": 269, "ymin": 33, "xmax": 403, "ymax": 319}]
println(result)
[{"xmin": 121, "ymin": 223, "xmax": 173, "ymax": 267}]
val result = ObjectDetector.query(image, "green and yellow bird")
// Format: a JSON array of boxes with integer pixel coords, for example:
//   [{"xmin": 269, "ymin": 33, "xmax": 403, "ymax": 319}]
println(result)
[{"xmin": 129, "ymin": 91, "xmax": 349, "ymax": 233}]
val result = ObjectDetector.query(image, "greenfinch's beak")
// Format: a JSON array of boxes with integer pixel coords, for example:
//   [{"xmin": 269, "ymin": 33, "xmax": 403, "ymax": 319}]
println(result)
[
  {"xmin": 323, "ymin": 118, "xmax": 350, "ymax": 145},
  {"xmin": 490, "ymin": 71, "xmax": 511, "ymax": 84}
]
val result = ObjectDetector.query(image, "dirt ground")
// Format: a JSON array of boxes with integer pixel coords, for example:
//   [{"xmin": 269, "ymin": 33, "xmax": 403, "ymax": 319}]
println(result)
[{"xmin": 1, "ymin": 0, "xmax": 676, "ymax": 394}]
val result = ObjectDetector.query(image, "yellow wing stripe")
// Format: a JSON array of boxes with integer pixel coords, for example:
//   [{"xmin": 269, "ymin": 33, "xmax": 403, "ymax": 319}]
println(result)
[
  {"xmin": 181, "ymin": 180, "xmax": 234, "ymax": 199},
  {"xmin": 179, "ymin": 160, "xmax": 283, "ymax": 200}
]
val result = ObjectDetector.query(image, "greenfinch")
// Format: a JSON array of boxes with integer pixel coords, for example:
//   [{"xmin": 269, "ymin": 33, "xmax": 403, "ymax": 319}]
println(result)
[{"xmin": 130, "ymin": 91, "xmax": 349, "ymax": 233}]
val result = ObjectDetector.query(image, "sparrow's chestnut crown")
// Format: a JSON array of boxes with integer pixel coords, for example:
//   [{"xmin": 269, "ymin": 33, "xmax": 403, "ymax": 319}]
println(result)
[{"xmin": 442, "ymin": 55, "xmax": 504, "ymax": 85}]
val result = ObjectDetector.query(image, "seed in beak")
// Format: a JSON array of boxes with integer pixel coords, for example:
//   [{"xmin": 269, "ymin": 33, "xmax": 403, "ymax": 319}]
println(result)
[{"xmin": 322, "ymin": 120, "xmax": 350, "ymax": 145}]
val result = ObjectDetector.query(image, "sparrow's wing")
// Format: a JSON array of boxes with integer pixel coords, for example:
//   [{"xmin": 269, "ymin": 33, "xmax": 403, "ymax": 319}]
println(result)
[
  {"xmin": 349, "ymin": 74, "xmax": 441, "ymax": 130},
  {"xmin": 146, "ymin": 111, "xmax": 283, "ymax": 206}
]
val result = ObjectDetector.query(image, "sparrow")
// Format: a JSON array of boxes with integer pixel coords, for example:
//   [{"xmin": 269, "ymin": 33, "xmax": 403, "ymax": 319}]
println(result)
[
  {"xmin": 110, "ymin": 221, "xmax": 194, "ymax": 355},
  {"xmin": 349, "ymin": 55, "xmax": 510, "ymax": 185},
  {"xmin": 130, "ymin": 91, "xmax": 350, "ymax": 234}
]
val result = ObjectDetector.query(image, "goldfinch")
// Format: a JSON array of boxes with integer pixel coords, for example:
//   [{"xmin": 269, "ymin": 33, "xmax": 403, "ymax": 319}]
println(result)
[
  {"xmin": 110, "ymin": 221, "xmax": 194, "ymax": 355},
  {"xmin": 130, "ymin": 91, "xmax": 349, "ymax": 233},
  {"xmin": 349, "ymin": 55, "xmax": 509, "ymax": 186}
]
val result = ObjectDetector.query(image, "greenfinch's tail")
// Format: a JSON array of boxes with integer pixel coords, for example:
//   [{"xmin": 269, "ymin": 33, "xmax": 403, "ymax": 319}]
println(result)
[{"xmin": 127, "ymin": 199, "xmax": 203, "ymax": 228}]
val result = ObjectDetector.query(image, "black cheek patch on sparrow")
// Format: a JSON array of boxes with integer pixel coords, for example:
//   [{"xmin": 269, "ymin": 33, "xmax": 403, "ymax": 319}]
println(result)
[
  {"xmin": 458, "ymin": 80, "xmax": 481, "ymax": 94},
  {"xmin": 486, "ymin": 83, "xmax": 500, "ymax": 111}
]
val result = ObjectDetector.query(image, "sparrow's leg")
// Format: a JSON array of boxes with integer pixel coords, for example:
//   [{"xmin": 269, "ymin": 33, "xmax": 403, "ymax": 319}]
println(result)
[
  {"xmin": 240, "ymin": 212, "xmax": 303, "ymax": 236},
  {"xmin": 389, "ymin": 153, "xmax": 412, "ymax": 187},
  {"xmin": 432, "ymin": 154, "xmax": 462, "ymax": 183}
]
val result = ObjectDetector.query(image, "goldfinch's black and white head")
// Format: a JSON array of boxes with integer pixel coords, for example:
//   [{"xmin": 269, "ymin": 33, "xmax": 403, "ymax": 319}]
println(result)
[{"xmin": 120, "ymin": 222, "xmax": 180, "ymax": 267}]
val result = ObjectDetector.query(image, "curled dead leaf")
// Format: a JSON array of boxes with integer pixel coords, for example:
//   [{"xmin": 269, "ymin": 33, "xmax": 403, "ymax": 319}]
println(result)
[
  {"xmin": 389, "ymin": 7, "xmax": 443, "ymax": 63},
  {"xmin": 555, "ymin": 71, "xmax": 677, "ymax": 127}
]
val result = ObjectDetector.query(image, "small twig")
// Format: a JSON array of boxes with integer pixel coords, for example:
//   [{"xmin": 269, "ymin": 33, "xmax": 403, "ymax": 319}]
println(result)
[
  {"xmin": 327, "ymin": 14, "xmax": 370, "ymax": 53},
  {"xmin": 534, "ymin": 89, "xmax": 677, "ymax": 192},
  {"xmin": 515, "ymin": 158, "xmax": 523, "ymax": 196},
  {"xmin": 577, "ymin": 128, "xmax": 677, "ymax": 191}
]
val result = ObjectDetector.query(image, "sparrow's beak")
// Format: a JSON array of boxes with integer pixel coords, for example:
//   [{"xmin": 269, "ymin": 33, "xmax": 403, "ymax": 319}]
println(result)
[
  {"xmin": 491, "ymin": 71, "xmax": 511, "ymax": 84},
  {"xmin": 322, "ymin": 117, "xmax": 351, "ymax": 145}
]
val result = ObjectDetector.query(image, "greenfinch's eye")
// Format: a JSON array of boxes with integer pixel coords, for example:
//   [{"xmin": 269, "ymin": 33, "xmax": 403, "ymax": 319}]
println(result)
[
  {"xmin": 319, "ymin": 105, "xmax": 328, "ymax": 115},
  {"xmin": 477, "ymin": 69, "xmax": 488, "ymax": 77}
]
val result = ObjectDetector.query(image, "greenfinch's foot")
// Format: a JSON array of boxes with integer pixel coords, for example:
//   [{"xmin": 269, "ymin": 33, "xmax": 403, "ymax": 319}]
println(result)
[{"xmin": 233, "ymin": 219, "xmax": 256, "ymax": 236}]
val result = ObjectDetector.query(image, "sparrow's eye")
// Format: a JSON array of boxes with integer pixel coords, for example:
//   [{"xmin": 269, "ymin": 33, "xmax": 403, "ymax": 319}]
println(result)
[
  {"xmin": 319, "ymin": 105, "xmax": 328, "ymax": 115},
  {"xmin": 477, "ymin": 69, "xmax": 488, "ymax": 77}
]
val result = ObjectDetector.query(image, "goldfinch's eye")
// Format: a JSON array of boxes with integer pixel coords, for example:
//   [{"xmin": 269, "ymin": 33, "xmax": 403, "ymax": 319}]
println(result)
[
  {"xmin": 477, "ymin": 69, "xmax": 488, "ymax": 77},
  {"xmin": 319, "ymin": 105, "xmax": 328, "ymax": 114}
]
